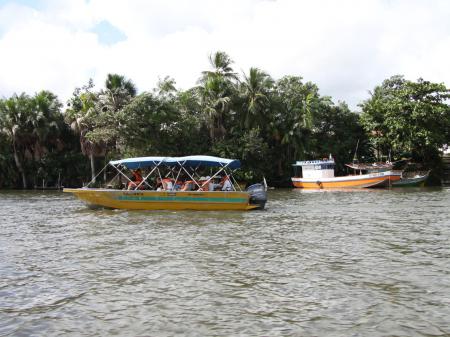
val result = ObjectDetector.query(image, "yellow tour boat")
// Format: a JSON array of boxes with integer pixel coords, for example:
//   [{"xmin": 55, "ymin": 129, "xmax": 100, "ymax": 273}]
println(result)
[
  {"xmin": 291, "ymin": 159, "xmax": 402, "ymax": 189},
  {"xmin": 64, "ymin": 155, "xmax": 267, "ymax": 211}
]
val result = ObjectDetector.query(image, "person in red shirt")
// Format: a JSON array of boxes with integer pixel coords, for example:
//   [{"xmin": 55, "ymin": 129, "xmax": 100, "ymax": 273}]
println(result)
[{"xmin": 128, "ymin": 169, "xmax": 143, "ymax": 190}]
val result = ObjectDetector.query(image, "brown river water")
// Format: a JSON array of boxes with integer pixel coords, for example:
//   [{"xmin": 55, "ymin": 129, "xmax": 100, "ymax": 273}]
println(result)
[{"xmin": 1, "ymin": 188, "xmax": 450, "ymax": 337}]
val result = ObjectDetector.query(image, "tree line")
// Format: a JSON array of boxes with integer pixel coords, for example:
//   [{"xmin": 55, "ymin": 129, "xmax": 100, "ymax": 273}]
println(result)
[{"xmin": 1, "ymin": 51, "xmax": 449, "ymax": 188}]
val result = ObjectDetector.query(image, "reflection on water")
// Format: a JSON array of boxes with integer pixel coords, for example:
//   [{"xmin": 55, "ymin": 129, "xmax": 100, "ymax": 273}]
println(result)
[{"xmin": 1, "ymin": 188, "xmax": 449, "ymax": 336}]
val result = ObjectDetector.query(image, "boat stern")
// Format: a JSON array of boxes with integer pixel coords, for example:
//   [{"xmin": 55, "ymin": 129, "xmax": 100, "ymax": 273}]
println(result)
[{"xmin": 246, "ymin": 183, "xmax": 267, "ymax": 209}]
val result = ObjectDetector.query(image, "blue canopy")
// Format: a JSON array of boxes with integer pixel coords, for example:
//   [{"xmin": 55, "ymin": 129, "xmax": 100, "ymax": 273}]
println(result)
[
  {"xmin": 109, "ymin": 155, "xmax": 241, "ymax": 169},
  {"xmin": 109, "ymin": 156, "xmax": 166, "ymax": 169},
  {"xmin": 174, "ymin": 155, "xmax": 241, "ymax": 169}
]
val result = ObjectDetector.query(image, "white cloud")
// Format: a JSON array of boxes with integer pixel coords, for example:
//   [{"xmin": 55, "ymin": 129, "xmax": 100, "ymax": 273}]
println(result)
[{"xmin": 0, "ymin": 0, "xmax": 449, "ymax": 109}]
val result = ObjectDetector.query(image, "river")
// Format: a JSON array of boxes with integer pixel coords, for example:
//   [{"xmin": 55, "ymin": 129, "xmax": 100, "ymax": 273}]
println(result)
[{"xmin": 1, "ymin": 188, "xmax": 449, "ymax": 337}]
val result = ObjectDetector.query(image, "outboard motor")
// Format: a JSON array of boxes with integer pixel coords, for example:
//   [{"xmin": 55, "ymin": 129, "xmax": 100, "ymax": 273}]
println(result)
[{"xmin": 247, "ymin": 182, "xmax": 267, "ymax": 210}]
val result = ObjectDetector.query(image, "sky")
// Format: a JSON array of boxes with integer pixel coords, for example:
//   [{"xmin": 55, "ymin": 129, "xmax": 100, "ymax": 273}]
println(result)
[{"xmin": 0, "ymin": 0, "xmax": 449, "ymax": 110}]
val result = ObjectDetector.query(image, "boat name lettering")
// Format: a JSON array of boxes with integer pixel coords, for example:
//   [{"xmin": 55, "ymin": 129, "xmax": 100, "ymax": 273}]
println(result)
[{"xmin": 123, "ymin": 191, "xmax": 144, "ymax": 196}]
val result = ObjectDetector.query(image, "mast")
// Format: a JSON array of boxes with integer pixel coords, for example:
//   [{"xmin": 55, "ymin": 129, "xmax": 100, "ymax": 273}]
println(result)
[{"xmin": 353, "ymin": 139, "xmax": 360, "ymax": 163}]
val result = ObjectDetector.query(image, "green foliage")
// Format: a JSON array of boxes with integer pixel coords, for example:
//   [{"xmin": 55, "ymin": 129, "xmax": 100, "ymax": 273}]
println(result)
[
  {"xmin": 259, "ymin": 76, "xmax": 321, "ymax": 178},
  {"xmin": 239, "ymin": 67, "xmax": 273, "ymax": 130},
  {"xmin": 0, "ymin": 91, "xmax": 65, "ymax": 188},
  {"xmin": 0, "ymin": 133, "xmax": 16, "ymax": 187},
  {"xmin": 1, "ymin": 55, "xmax": 449, "ymax": 188},
  {"xmin": 198, "ymin": 51, "xmax": 238, "ymax": 141},
  {"xmin": 211, "ymin": 128, "xmax": 270, "ymax": 182},
  {"xmin": 360, "ymin": 75, "xmax": 450, "ymax": 163},
  {"xmin": 311, "ymin": 102, "xmax": 371, "ymax": 174}
]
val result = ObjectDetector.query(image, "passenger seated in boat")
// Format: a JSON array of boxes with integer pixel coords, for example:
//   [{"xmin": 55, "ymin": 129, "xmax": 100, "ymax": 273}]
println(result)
[
  {"xmin": 128, "ymin": 169, "xmax": 144, "ymax": 190},
  {"xmin": 219, "ymin": 175, "xmax": 233, "ymax": 191},
  {"xmin": 163, "ymin": 178, "xmax": 173, "ymax": 190},
  {"xmin": 173, "ymin": 178, "xmax": 184, "ymax": 191},
  {"xmin": 205, "ymin": 176, "xmax": 215, "ymax": 191},
  {"xmin": 211, "ymin": 176, "xmax": 222, "ymax": 190},
  {"xmin": 180, "ymin": 180, "xmax": 194, "ymax": 191},
  {"xmin": 198, "ymin": 176, "xmax": 213, "ymax": 191},
  {"xmin": 156, "ymin": 177, "xmax": 174, "ymax": 191},
  {"xmin": 155, "ymin": 177, "xmax": 163, "ymax": 190}
]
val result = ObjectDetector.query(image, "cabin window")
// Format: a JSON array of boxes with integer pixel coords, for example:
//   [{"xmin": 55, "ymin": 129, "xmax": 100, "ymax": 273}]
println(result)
[{"xmin": 313, "ymin": 164, "xmax": 334, "ymax": 170}]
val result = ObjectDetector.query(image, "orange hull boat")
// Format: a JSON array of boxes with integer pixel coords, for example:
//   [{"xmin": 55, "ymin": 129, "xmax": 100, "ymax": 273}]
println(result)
[
  {"xmin": 291, "ymin": 172, "xmax": 401, "ymax": 189},
  {"xmin": 291, "ymin": 159, "xmax": 401, "ymax": 189}
]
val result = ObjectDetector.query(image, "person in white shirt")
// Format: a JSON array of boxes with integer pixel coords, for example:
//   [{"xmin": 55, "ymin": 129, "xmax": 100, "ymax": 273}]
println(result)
[{"xmin": 221, "ymin": 176, "xmax": 233, "ymax": 191}]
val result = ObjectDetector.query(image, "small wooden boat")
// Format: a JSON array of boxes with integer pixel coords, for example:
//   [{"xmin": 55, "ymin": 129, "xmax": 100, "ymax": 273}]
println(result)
[
  {"xmin": 347, "ymin": 162, "xmax": 430, "ymax": 187},
  {"xmin": 392, "ymin": 171, "xmax": 430, "ymax": 187},
  {"xmin": 64, "ymin": 155, "xmax": 267, "ymax": 211},
  {"xmin": 291, "ymin": 159, "xmax": 401, "ymax": 189}
]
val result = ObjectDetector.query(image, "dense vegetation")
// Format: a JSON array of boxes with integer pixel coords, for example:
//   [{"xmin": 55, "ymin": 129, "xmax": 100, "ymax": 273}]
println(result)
[{"xmin": 0, "ymin": 52, "xmax": 449, "ymax": 188}]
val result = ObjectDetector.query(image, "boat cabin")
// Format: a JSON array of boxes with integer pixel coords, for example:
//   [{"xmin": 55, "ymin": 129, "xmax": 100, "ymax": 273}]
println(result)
[{"xmin": 293, "ymin": 159, "xmax": 335, "ymax": 179}]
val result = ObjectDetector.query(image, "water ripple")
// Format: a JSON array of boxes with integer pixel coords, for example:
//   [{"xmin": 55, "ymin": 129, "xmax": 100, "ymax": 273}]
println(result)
[{"xmin": 0, "ymin": 188, "xmax": 449, "ymax": 336}]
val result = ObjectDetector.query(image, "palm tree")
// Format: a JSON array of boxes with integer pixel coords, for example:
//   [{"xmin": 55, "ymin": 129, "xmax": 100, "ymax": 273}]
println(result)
[
  {"xmin": 100, "ymin": 73, "xmax": 137, "ymax": 113},
  {"xmin": 198, "ymin": 76, "xmax": 233, "ymax": 140},
  {"xmin": 200, "ymin": 51, "xmax": 238, "ymax": 82},
  {"xmin": 66, "ymin": 75, "xmax": 136, "ymax": 183},
  {"xmin": 155, "ymin": 76, "xmax": 177, "ymax": 99},
  {"xmin": 0, "ymin": 91, "xmax": 65, "ymax": 188},
  {"xmin": 240, "ymin": 67, "xmax": 274, "ymax": 129},
  {"xmin": 280, "ymin": 91, "xmax": 316, "ymax": 161},
  {"xmin": 265, "ymin": 77, "xmax": 320, "ymax": 175},
  {"xmin": 65, "ymin": 87, "xmax": 105, "ymax": 182},
  {"xmin": 198, "ymin": 51, "xmax": 237, "ymax": 142},
  {"xmin": 31, "ymin": 91, "xmax": 63, "ymax": 160},
  {"xmin": 0, "ymin": 94, "xmax": 32, "ymax": 188}
]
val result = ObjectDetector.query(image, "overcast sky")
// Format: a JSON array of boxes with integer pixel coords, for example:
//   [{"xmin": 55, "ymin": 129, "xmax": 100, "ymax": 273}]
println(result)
[{"xmin": 0, "ymin": 0, "xmax": 449, "ymax": 110}]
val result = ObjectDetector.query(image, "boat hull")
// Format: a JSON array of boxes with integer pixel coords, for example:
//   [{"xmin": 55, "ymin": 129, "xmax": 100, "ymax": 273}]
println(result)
[
  {"xmin": 63, "ymin": 188, "xmax": 260, "ymax": 210},
  {"xmin": 291, "ymin": 171, "xmax": 401, "ymax": 189},
  {"xmin": 392, "ymin": 173, "xmax": 429, "ymax": 187}
]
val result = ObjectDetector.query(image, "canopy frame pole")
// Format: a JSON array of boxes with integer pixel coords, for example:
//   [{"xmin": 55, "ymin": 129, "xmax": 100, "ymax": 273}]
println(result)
[
  {"xmin": 156, "ymin": 167, "xmax": 162, "ymax": 180},
  {"xmin": 106, "ymin": 171, "xmax": 121, "ymax": 187},
  {"xmin": 164, "ymin": 166, "xmax": 174, "ymax": 178},
  {"xmin": 156, "ymin": 167, "xmax": 164, "ymax": 187},
  {"xmin": 172, "ymin": 166, "xmax": 183, "ymax": 191},
  {"xmin": 201, "ymin": 162, "xmax": 233, "ymax": 190},
  {"xmin": 165, "ymin": 167, "xmax": 178, "ymax": 190},
  {"xmin": 229, "ymin": 169, "xmax": 241, "ymax": 191},
  {"xmin": 134, "ymin": 161, "xmax": 162, "ymax": 190},
  {"xmin": 84, "ymin": 162, "xmax": 109, "ymax": 188},
  {"xmin": 110, "ymin": 164, "xmax": 134, "ymax": 187},
  {"xmin": 213, "ymin": 164, "xmax": 236, "ymax": 191},
  {"xmin": 177, "ymin": 161, "xmax": 202, "ymax": 190},
  {"xmin": 171, "ymin": 167, "xmax": 178, "ymax": 180},
  {"xmin": 191, "ymin": 164, "xmax": 202, "ymax": 181}
]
